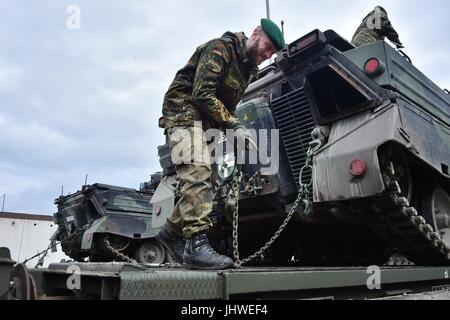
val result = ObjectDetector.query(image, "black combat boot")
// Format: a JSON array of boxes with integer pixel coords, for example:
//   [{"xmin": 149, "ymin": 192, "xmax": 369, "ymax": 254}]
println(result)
[
  {"xmin": 183, "ymin": 233, "xmax": 234, "ymax": 270},
  {"xmin": 155, "ymin": 223, "xmax": 185, "ymax": 264}
]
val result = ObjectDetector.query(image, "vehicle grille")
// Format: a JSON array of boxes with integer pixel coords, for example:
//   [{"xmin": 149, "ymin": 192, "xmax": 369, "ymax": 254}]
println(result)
[{"xmin": 271, "ymin": 87, "xmax": 315, "ymax": 190}]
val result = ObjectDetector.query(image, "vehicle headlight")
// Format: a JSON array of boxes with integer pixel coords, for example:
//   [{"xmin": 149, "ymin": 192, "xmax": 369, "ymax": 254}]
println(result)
[{"xmin": 217, "ymin": 153, "xmax": 235, "ymax": 181}]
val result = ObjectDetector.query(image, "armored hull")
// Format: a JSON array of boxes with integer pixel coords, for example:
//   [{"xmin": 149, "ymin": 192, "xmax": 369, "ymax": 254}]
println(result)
[{"xmin": 227, "ymin": 30, "xmax": 450, "ymax": 266}]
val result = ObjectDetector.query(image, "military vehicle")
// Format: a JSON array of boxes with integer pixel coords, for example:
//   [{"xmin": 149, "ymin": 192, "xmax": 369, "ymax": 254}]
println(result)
[
  {"xmin": 52, "ymin": 175, "xmax": 165, "ymax": 265},
  {"xmin": 54, "ymin": 29, "xmax": 450, "ymax": 267}
]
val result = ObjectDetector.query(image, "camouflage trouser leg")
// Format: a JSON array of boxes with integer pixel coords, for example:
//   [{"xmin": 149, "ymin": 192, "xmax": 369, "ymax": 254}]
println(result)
[
  {"xmin": 351, "ymin": 30, "xmax": 382, "ymax": 47},
  {"xmin": 167, "ymin": 126, "xmax": 214, "ymax": 239}
]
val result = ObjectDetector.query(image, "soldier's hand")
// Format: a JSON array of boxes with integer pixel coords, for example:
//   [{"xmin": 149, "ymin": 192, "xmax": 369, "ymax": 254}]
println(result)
[{"xmin": 394, "ymin": 42, "xmax": 404, "ymax": 50}]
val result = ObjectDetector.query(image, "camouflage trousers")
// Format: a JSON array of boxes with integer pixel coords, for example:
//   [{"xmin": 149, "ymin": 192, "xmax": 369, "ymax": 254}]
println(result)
[
  {"xmin": 166, "ymin": 126, "xmax": 214, "ymax": 238},
  {"xmin": 351, "ymin": 29, "xmax": 382, "ymax": 47}
]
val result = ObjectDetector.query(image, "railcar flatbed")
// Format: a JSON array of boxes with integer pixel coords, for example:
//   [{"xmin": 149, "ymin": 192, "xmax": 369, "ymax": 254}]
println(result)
[{"xmin": 30, "ymin": 263, "xmax": 450, "ymax": 300}]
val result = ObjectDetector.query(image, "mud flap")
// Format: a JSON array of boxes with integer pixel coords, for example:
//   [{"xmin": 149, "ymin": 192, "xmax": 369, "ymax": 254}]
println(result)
[{"xmin": 150, "ymin": 178, "xmax": 177, "ymax": 229}]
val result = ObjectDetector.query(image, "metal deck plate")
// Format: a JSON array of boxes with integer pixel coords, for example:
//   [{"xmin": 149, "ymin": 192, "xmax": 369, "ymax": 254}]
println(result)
[{"xmin": 120, "ymin": 269, "xmax": 222, "ymax": 300}]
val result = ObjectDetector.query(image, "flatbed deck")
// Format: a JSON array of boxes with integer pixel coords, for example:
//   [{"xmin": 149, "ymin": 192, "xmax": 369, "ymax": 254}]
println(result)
[{"xmin": 30, "ymin": 263, "xmax": 450, "ymax": 300}]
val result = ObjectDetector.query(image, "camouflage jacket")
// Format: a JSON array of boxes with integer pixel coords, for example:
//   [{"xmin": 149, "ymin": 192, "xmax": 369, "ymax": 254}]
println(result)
[
  {"xmin": 162, "ymin": 32, "xmax": 259, "ymax": 130},
  {"xmin": 352, "ymin": 7, "xmax": 402, "ymax": 47}
]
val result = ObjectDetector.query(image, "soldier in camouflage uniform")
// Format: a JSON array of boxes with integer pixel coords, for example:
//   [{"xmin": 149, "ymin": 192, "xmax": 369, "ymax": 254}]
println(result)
[
  {"xmin": 352, "ymin": 6, "xmax": 403, "ymax": 49},
  {"xmin": 156, "ymin": 19, "xmax": 285, "ymax": 270}
]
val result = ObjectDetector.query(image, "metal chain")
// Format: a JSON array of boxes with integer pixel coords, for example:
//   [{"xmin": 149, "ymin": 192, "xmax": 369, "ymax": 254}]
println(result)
[
  {"xmin": 100, "ymin": 235, "xmax": 137, "ymax": 264},
  {"xmin": 232, "ymin": 139, "xmax": 322, "ymax": 268},
  {"xmin": 23, "ymin": 226, "xmax": 138, "ymax": 266},
  {"xmin": 232, "ymin": 170, "xmax": 244, "ymax": 267},
  {"xmin": 22, "ymin": 225, "xmax": 90, "ymax": 266}
]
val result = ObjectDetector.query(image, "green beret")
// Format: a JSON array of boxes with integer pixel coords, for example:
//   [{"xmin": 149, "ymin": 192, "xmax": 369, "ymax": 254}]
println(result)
[{"xmin": 260, "ymin": 18, "xmax": 285, "ymax": 51}]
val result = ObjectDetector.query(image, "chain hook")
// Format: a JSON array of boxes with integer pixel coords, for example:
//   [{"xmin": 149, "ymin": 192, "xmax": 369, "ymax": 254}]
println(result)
[{"xmin": 308, "ymin": 139, "xmax": 322, "ymax": 156}]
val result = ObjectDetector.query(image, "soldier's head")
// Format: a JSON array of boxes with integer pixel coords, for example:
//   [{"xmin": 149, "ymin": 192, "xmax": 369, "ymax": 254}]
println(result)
[{"xmin": 246, "ymin": 19, "xmax": 285, "ymax": 65}]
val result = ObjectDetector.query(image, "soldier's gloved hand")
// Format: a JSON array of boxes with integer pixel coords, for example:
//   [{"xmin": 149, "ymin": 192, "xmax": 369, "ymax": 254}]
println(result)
[
  {"xmin": 393, "ymin": 42, "xmax": 404, "ymax": 50},
  {"xmin": 233, "ymin": 124, "xmax": 258, "ymax": 152}
]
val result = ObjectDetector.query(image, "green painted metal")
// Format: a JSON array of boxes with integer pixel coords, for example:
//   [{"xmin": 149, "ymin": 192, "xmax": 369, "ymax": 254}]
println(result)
[
  {"xmin": 222, "ymin": 267, "xmax": 450, "ymax": 296},
  {"xmin": 119, "ymin": 270, "xmax": 222, "ymax": 300},
  {"xmin": 34, "ymin": 263, "xmax": 450, "ymax": 299},
  {"xmin": 343, "ymin": 41, "xmax": 450, "ymax": 125}
]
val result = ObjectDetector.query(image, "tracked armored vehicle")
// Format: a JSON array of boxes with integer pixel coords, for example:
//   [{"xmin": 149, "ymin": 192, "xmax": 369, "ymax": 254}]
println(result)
[
  {"xmin": 55, "ymin": 29, "xmax": 450, "ymax": 267},
  {"xmin": 53, "ymin": 176, "xmax": 165, "ymax": 265}
]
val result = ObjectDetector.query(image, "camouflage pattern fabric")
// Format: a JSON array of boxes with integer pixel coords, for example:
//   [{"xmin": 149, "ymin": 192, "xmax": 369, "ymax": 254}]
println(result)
[
  {"xmin": 352, "ymin": 6, "xmax": 403, "ymax": 48},
  {"xmin": 163, "ymin": 32, "xmax": 259, "ymax": 131},
  {"xmin": 166, "ymin": 126, "xmax": 214, "ymax": 238},
  {"xmin": 161, "ymin": 31, "xmax": 259, "ymax": 237}
]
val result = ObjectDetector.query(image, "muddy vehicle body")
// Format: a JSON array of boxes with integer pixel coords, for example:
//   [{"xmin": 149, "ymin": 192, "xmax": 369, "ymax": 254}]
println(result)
[{"xmin": 53, "ymin": 177, "xmax": 165, "ymax": 264}]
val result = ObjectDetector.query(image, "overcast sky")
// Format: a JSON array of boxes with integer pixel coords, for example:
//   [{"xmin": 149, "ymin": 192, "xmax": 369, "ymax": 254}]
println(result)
[{"xmin": 0, "ymin": 0, "xmax": 449, "ymax": 215}]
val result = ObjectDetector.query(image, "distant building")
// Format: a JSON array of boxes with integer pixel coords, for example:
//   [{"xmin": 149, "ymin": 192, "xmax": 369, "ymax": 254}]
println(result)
[{"xmin": 0, "ymin": 212, "xmax": 70, "ymax": 267}]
